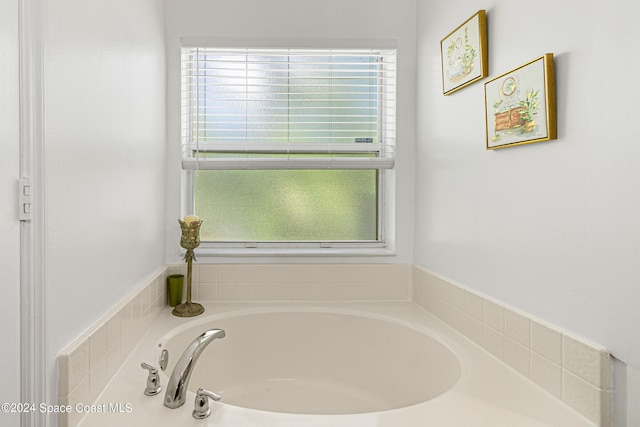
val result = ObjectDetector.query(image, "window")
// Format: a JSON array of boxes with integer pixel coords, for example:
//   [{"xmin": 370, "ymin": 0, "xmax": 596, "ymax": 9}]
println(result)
[{"xmin": 181, "ymin": 46, "xmax": 396, "ymax": 250}]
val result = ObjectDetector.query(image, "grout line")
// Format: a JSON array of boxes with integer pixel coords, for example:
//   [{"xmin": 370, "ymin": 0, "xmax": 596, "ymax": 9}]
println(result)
[{"xmin": 412, "ymin": 265, "xmax": 612, "ymax": 427}]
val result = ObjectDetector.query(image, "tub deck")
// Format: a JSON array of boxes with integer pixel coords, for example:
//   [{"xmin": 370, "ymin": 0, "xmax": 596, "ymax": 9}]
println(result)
[{"xmin": 78, "ymin": 302, "xmax": 594, "ymax": 427}]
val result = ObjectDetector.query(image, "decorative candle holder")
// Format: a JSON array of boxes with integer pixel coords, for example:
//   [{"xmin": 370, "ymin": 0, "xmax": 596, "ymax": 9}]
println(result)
[{"xmin": 172, "ymin": 217, "xmax": 205, "ymax": 317}]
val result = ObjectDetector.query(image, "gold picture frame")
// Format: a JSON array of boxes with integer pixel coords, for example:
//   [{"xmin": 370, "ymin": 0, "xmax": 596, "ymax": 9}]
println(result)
[
  {"xmin": 484, "ymin": 54, "xmax": 557, "ymax": 150},
  {"xmin": 440, "ymin": 10, "xmax": 488, "ymax": 95}
]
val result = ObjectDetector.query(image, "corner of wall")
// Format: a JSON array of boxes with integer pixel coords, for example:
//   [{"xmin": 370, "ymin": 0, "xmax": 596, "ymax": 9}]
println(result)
[
  {"xmin": 56, "ymin": 267, "xmax": 169, "ymax": 426},
  {"xmin": 412, "ymin": 265, "xmax": 613, "ymax": 426}
]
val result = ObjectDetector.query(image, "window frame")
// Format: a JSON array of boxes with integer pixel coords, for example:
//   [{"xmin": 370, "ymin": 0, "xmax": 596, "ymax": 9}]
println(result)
[{"xmin": 180, "ymin": 40, "xmax": 397, "ymax": 256}]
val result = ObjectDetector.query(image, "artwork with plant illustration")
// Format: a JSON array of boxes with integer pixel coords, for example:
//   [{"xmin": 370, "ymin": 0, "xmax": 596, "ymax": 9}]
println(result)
[
  {"xmin": 440, "ymin": 10, "xmax": 488, "ymax": 95},
  {"xmin": 484, "ymin": 54, "xmax": 557, "ymax": 149}
]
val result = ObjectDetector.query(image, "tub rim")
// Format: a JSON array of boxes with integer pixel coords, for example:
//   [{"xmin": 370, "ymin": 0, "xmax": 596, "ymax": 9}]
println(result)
[{"xmin": 150, "ymin": 303, "xmax": 470, "ymax": 416}]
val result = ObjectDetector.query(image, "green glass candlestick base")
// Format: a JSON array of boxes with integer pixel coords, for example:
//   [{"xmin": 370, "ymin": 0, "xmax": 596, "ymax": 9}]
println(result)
[{"xmin": 172, "ymin": 301, "xmax": 205, "ymax": 317}]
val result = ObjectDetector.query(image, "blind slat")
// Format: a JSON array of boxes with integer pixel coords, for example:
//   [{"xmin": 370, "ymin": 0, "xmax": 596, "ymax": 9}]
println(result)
[{"xmin": 181, "ymin": 47, "xmax": 396, "ymax": 170}]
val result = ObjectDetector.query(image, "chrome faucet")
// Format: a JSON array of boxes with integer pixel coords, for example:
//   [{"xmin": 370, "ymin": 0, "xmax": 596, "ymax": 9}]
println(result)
[{"xmin": 164, "ymin": 328, "xmax": 226, "ymax": 409}]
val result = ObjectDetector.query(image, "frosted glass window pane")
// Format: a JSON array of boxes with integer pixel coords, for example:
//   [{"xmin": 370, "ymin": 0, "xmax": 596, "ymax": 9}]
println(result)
[{"xmin": 195, "ymin": 168, "xmax": 378, "ymax": 242}]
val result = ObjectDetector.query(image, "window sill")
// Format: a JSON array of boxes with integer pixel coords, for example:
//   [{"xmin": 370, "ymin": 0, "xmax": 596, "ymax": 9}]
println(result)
[{"xmin": 186, "ymin": 246, "xmax": 397, "ymax": 258}]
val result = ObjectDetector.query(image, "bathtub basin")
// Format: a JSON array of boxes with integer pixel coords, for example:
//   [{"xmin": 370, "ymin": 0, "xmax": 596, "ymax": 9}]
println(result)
[
  {"xmin": 159, "ymin": 311, "xmax": 461, "ymax": 415},
  {"xmin": 79, "ymin": 302, "xmax": 595, "ymax": 427}
]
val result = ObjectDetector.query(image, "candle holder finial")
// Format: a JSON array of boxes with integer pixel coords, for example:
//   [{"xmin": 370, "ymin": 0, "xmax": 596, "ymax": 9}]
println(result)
[{"xmin": 172, "ymin": 217, "xmax": 205, "ymax": 317}]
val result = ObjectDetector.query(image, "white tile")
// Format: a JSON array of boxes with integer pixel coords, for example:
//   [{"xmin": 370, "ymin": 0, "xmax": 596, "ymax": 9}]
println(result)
[
  {"xmin": 563, "ymin": 334, "xmax": 612, "ymax": 389},
  {"xmin": 198, "ymin": 264, "xmax": 218, "ymax": 283},
  {"xmin": 505, "ymin": 309, "xmax": 530, "ymax": 348},
  {"xmin": 89, "ymin": 323, "xmax": 107, "ymax": 368},
  {"xmin": 129, "ymin": 293, "xmax": 142, "ymax": 327},
  {"xmin": 150, "ymin": 277, "xmax": 160, "ymax": 305},
  {"xmin": 154, "ymin": 275, "xmax": 163, "ymax": 300},
  {"xmin": 423, "ymin": 293, "xmax": 451, "ymax": 323},
  {"xmin": 363, "ymin": 264, "xmax": 405, "ymax": 283},
  {"xmin": 448, "ymin": 284, "xmax": 466, "ymax": 311},
  {"xmin": 413, "ymin": 287, "xmax": 430, "ymax": 310},
  {"xmin": 120, "ymin": 329, "xmax": 136, "ymax": 358},
  {"xmin": 463, "ymin": 314, "xmax": 483, "ymax": 346},
  {"xmin": 58, "ymin": 355, "xmax": 71, "ymax": 397},
  {"xmin": 106, "ymin": 341, "xmax": 122, "ymax": 379},
  {"xmin": 143, "ymin": 282, "xmax": 153, "ymax": 311},
  {"xmin": 505, "ymin": 337, "xmax": 530, "ymax": 377},
  {"xmin": 235, "ymin": 265, "xmax": 260, "ymax": 283},
  {"xmin": 320, "ymin": 264, "xmax": 350, "ymax": 284},
  {"xmin": 419, "ymin": 290, "xmax": 438, "ymax": 315},
  {"xmin": 329, "ymin": 264, "xmax": 365, "ymax": 283},
  {"xmin": 66, "ymin": 375, "xmax": 89, "ymax": 427},
  {"xmin": 328, "ymin": 282, "xmax": 367, "ymax": 300},
  {"xmin": 440, "ymin": 303, "xmax": 465, "ymax": 334},
  {"xmin": 308, "ymin": 282, "xmax": 333, "ymax": 300},
  {"xmin": 413, "ymin": 268, "xmax": 428, "ymax": 293},
  {"xmin": 397, "ymin": 279, "xmax": 411, "ymax": 300},
  {"xmin": 531, "ymin": 352, "xmax": 562, "ymax": 399},
  {"xmin": 483, "ymin": 299, "xmax": 505, "ymax": 333},
  {"xmin": 327, "ymin": 264, "xmax": 357, "ymax": 283},
  {"xmin": 217, "ymin": 283, "xmax": 254, "ymax": 301},
  {"xmin": 483, "ymin": 325, "xmax": 504, "ymax": 360},
  {"xmin": 262, "ymin": 283, "xmax": 291, "ymax": 300},
  {"xmin": 282, "ymin": 264, "xmax": 315, "ymax": 283},
  {"xmin": 89, "ymin": 357, "xmax": 108, "ymax": 402},
  {"xmin": 270, "ymin": 282, "xmax": 297, "ymax": 300},
  {"xmin": 198, "ymin": 284, "xmax": 219, "ymax": 301},
  {"xmin": 364, "ymin": 281, "xmax": 406, "ymax": 300},
  {"xmin": 65, "ymin": 339, "xmax": 90, "ymax": 395},
  {"xmin": 121, "ymin": 299, "xmax": 133, "ymax": 332},
  {"xmin": 531, "ymin": 321, "xmax": 562, "ymax": 365},
  {"xmin": 106, "ymin": 312, "xmax": 121, "ymax": 351},
  {"xmin": 564, "ymin": 370, "xmax": 612, "ymax": 426},
  {"xmin": 464, "ymin": 290, "xmax": 483, "ymax": 321},
  {"xmin": 217, "ymin": 265, "xmax": 238, "ymax": 284},
  {"xmin": 424, "ymin": 273, "xmax": 450, "ymax": 301},
  {"xmin": 433, "ymin": 279, "xmax": 458, "ymax": 307},
  {"xmin": 156, "ymin": 289, "xmax": 166, "ymax": 309}
]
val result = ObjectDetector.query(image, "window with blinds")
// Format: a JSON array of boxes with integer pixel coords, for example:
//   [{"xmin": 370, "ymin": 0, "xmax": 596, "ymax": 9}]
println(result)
[{"xmin": 180, "ymin": 46, "xmax": 397, "ymax": 246}]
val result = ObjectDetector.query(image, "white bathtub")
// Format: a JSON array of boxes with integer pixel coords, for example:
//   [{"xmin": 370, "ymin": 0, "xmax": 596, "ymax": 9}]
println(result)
[
  {"xmin": 80, "ymin": 302, "xmax": 594, "ymax": 426},
  {"xmin": 159, "ymin": 310, "xmax": 461, "ymax": 415}
]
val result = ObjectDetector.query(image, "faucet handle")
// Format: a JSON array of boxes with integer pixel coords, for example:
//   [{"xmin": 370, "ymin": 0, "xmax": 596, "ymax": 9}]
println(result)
[
  {"xmin": 140, "ymin": 362, "xmax": 162, "ymax": 396},
  {"xmin": 192, "ymin": 387, "xmax": 222, "ymax": 419}
]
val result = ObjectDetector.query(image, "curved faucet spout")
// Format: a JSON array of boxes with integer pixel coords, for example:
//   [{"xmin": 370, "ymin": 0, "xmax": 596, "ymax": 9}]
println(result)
[{"xmin": 164, "ymin": 328, "xmax": 226, "ymax": 409}]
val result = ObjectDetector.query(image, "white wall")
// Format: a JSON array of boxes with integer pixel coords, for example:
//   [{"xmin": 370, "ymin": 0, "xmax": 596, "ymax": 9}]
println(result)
[
  {"xmin": 415, "ymin": 0, "xmax": 640, "ymax": 424},
  {"xmin": 164, "ymin": 0, "xmax": 417, "ymax": 265},
  {"xmin": 0, "ymin": 0, "xmax": 22, "ymax": 425},
  {"xmin": 42, "ymin": 0, "xmax": 167, "ymax": 414}
]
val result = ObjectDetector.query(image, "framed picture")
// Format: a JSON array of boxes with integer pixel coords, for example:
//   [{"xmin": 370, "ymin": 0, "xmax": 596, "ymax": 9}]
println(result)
[
  {"xmin": 440, "ymin": 10, "xmax": 488, "ymax": 95},
  {"xmin": 484, "ymin": 54, "xmax": 557, "ymax": 150}
]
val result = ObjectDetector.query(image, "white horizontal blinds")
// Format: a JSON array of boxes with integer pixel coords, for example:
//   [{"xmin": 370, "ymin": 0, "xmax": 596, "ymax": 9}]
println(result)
[{"xmin": 181, "ymin": 47, "xmax": 396, "ymax": 170}]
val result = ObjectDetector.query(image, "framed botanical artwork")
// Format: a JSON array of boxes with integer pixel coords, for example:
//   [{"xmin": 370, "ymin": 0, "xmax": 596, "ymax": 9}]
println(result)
[
  {"xmin": 440, "ymin": 10, "xmax": 488, "ymax": 95},
  {"xmin": 484, "ymin": 54, "xmax": 557, "ymax": 150}
]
